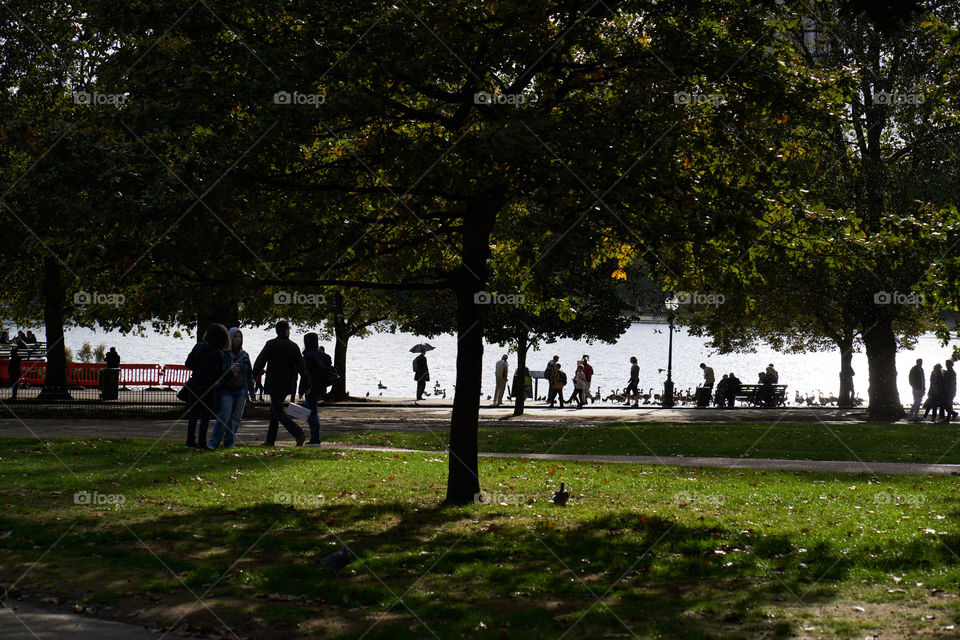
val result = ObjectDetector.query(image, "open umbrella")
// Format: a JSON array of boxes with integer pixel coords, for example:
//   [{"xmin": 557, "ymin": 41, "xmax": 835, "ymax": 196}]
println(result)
[{"xmin": 409, "ymin": 343, "xmax": 435, "ymax": 353}]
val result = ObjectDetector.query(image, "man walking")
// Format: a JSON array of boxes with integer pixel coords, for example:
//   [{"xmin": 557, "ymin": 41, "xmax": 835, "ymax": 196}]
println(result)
[
  {"xmin": 943, "ymin": 360, "xmax": 957, "ymax": 422},
  {"xmin": 908, "ymin": 358, "xmax": 925, "ymax": 423},
  {"xmin": 413, "ymin": 347, "xmax": 430, "ymax": 400},
  {"xmin": 544, "ymin": 355, "xmax": 559, "ymax": 405},
  {"xmin": 493, "ymin": 354, "xmax": 509, "ymax": 406},
  {"xmin": 582, "ymin": 355, "xmax": 594, "ymax": 403},
  {"xmin": 253, "ymin": 321, "xmax": 309, "ymax": 446}
]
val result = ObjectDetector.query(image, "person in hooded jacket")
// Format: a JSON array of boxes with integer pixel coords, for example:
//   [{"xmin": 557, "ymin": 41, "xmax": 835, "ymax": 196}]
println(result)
[
  {"xmin": 208, "ymin": 327, "xmax": 255, "ymax": 449},
  {"xmin": 299, "ymin": 333, "xmax": 328, "ymax": 445},
  {"xmin": 184, "ymin": 323, "xmax": 230, "ymax": 449}
]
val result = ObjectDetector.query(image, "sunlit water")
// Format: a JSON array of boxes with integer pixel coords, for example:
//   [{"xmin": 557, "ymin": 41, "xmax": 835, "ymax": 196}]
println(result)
[{"xmin": 27, "ymin": 323, "xmax": 952, "ymax": 405}]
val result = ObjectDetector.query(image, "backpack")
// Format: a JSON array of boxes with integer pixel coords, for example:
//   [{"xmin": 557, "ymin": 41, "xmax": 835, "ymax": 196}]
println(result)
[{"xmin": 552, "ymin": 371, "xmax": 566, "ymax": 389}]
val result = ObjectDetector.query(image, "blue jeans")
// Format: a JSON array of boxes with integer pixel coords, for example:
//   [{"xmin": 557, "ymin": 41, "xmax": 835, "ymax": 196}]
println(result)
[
  {"xmin": 306, "ymin": 393, "xmax": 320, "ymax": 442},
  {"xmin": 209, "ymin": 390, "xmax": 246, "ymax": 448}
]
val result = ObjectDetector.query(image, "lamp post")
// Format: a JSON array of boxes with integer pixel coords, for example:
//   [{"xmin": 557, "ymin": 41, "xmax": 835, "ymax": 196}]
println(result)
[{"xmin": 662, "ymin": 296, "xmax": 679, "ymax": 408}]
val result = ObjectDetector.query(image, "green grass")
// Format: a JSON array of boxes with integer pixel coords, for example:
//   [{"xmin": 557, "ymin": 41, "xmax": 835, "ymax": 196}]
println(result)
[
  {"xmin": 2, "ymin": 436, "xmax": 960, "ymax": 639},
  {"xmin": 320, "ymin": 422, "xmax": 960, "ymax": 464}
]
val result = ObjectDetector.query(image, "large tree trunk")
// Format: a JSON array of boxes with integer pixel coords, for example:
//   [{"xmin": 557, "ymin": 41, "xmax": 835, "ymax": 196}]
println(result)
[
  {"xmin": 445, "ymin": 205, "xmax": 495, "ymax": 505},
  {"xmin": 837, "ymin": 333, "xmax": 855, "ymax": 408},
  {"xmin": 512, "ymin": 329, "xmax": 529, "ymax": 416},
  {"xmin": 862, "ymin": 317, "xmax": 904, "ymax": 421},
  {"xmin": 38, "ymin": 257, "xmax": 71, "ymax": 400},
  {"xmin": 327, "ymin": 325, "xmax": 349, "ymax": 401}
]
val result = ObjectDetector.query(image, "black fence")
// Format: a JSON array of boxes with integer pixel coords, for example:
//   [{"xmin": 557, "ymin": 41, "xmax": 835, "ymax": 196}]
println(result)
[{"xmin": 0, "ymin": 386, "xmax": 275, "ymax": 419}]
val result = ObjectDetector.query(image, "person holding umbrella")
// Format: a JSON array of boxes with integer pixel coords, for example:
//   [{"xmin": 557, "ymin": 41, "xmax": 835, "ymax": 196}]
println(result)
[{"xmin": 411, "ymin": 343, "xmax": 432, "ymax": 400}]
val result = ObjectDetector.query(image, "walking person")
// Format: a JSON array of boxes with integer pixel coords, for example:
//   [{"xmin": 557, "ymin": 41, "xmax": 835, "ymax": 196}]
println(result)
[
  {"xmin": 208, "ymin": 328, "xmax": 255, "ymax": 450},
  {"xmin": 544, "ymin": 355, "xmax": 559, "ymax": 404},
  {"xmin": 548, "ymin": 362, "xmax": 566, "ymax": 408},
  {"xmin": 941, "ymin": 360, "xmax": 957, "ymax": 422},
  {"xmin": 301, "ymin": 333, "xmax": 328, "ymax": 445},
  {"xmin": 908, "ymin": 358, "xmax": 925, "ymax": 423},
  {"xmin": 253, "ymin": 321, "xmax": 310, "ymax": 447},
  {"xmin": 316, "ymin": 346, "xmax": 334, "ymax": 401},
  {"xmin": 582, "ymin": 355, "xmax": 594, "ymax": 403},
  {"xmin": 493, "ymin": 354, "xmax": 509, "ymax": 406},
  {"xmin": 566, "ymin": 360, "xmax": 583, "ymax": 404},
  {"xmin": 923, "ymin": 363, "xmax": 943, "ymax": 423},
  {"xmin": 7, "ymin": 345, "xmax": 21, "ymax": 401},
  {"xmin": 183, "ymin": 323, "xmax": 230, "ymax": 449},
  {"xmin": 413, "ymin": 347, "xmax": 430, "ymax": 400},
  {"xmin": 572, "ymin": 363, "xmax": 587, "ymax": 408},
  {"xmin": 624, "ymin": 356, "xmax": 640, "ymax": 406},
  {"xmin": 105, "ymin": 346, "xmax": 121, "ymax": 369}
]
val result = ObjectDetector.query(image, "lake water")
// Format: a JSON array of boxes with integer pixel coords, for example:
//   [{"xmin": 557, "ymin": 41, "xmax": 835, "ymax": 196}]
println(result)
[{"xmin": 27, "ymin": 323, "xmax": 954, "ymax": 405}]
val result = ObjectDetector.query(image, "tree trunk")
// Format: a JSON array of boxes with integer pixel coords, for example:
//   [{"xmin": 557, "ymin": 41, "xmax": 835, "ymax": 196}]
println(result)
[
  {"xmin": 445, "ymin": 205, "xmax": 496, "ymax": 505},
  {"xmin": 862, "ymin": 317, "xmax": 904, "ymax": 421},
  {"xmin": 38, "ymin": 257, "xmax": 71, "ymax": 400},
  {"xmin": 512, "ymin": 329, "xmax": 529, "ymax": 416},
  {"xmin": 327, "ymin": 326, "xmax": 349, "ymax": 401},
  {"xmin": 837, "ymin": 333, "xmax": 855, "ymax": 408}
]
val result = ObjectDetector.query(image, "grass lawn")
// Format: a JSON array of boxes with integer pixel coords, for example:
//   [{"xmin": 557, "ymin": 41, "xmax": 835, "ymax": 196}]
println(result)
[
  {"xmin": 2, "ymin": 436, "xmax": 960, "ymax": 639},
  {"xmin": 320, "ymin": 422, "xmax": 960, "ymax": 464}
]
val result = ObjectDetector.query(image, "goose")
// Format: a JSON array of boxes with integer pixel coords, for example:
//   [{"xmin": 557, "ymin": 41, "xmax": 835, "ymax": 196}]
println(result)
[
  {"xmin": 377, "ymin": 381, "xmax": 387, "ymax": 390},
  {"xmin": 641, "ymin": 388, "xmax": 653, "ymax": 403}
]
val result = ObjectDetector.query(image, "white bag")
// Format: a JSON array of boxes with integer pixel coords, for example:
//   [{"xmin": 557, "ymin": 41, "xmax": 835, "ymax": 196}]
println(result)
[{"xmin": 284, "ymin": 403, "xmax": 311, "ymax": 421}]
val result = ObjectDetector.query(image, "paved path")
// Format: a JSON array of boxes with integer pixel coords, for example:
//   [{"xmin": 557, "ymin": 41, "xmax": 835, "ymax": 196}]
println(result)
[{"xmin": 0, "ymin": 600, "xmax": 203, "ymax": 640}]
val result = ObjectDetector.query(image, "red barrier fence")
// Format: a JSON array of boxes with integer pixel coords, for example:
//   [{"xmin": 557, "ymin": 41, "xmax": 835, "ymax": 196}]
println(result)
[
  {"xmin": 67, "ymin": 363, "xmax": 106, "ymax": 387},
  {"xmin": 0, "ymin": 361, "xmax": 191, "ymax": 387},
  {"xmin": 160, "ymin": 364, "xmax": 190, "ymax": 387},
  {"xmin": 120, "ymin": 364, "xmax": 162, "ymax": 386}
]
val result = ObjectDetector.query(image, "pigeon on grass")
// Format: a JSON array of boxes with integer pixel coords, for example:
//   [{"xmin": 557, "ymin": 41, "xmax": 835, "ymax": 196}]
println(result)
[
  {"xmin": 552, "ymin": 483, "xmax": 569, "ymax": 506},
  {"xmin": 320, "ymin": 545, "xmax": 352, "ymax": 575}
]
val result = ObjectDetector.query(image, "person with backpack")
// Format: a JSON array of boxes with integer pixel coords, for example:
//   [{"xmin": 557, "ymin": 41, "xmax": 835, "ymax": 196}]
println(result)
[
  {"xmin": 208, "ymin": 327, "xmax": 255, "ymax": 450},
  {"xmin": 548, "ymin": 362, "xmax": 566, "ymax": 408}
]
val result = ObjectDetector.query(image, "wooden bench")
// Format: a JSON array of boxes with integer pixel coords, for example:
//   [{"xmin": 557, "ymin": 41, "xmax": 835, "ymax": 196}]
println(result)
[
  {"xmin": 0, "ymin": 342, "xmax": 47, "ymax": 360},
  {"xmin": 728, "ymin": 384, "xmax": 788, "ymax": 407}
]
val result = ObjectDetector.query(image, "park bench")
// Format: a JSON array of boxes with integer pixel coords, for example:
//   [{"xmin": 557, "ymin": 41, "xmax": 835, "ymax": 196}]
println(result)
[
  {"xmin": 0, "ymin": 342, "xmax": 47, "ymax": 360},
  {"xmin": 731, "ymin": 384, "xmax": 788, "ymax": 407}
]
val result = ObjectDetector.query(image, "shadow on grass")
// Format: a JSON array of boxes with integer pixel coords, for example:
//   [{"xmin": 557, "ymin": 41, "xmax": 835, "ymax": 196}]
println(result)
[{"xmin": 4, "ymin": 498, "xmax": 958, "ymax": 639}]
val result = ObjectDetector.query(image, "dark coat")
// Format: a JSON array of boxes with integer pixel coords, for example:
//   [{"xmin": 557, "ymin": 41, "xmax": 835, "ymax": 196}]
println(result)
[
  {"xmin": 909, "ymin": 365, "xmax": 925, "ymax": 391},
  {"xmin": 8, "ymin": 348, "xmax": 21, "ymax": 383},
  {"xmin": 413, "ymin": 354, "xmax": 429, "ymax": 382},
  {"xmin": 105, "ymin": 350, "xmax": 121, "ymax": 368},
  {"xmin": 185, "ymin": 341, "xmax": 226, "ymax": 417},
  {"xmin": 943, "ymin": 368, "xmax": 956, "ymax": 400},
  {"xmin": 253, "ymin": 336, "xmax": 309, "ymax": 397}
]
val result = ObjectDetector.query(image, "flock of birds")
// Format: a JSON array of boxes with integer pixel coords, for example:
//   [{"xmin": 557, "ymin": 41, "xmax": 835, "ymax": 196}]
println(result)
[{"xmin": 363, "ymin": 380, "xmax": 864, "ymax": 407}]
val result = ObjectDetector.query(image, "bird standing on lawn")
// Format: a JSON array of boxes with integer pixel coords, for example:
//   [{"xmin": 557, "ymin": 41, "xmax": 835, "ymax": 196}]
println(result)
[
  {"xmin": 552, "ymin": 483, "xmax": 569, "ymax": 506},
  {"xmin": 320, "ymin": 545, "xmax": 352, "ymax": 575}
]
